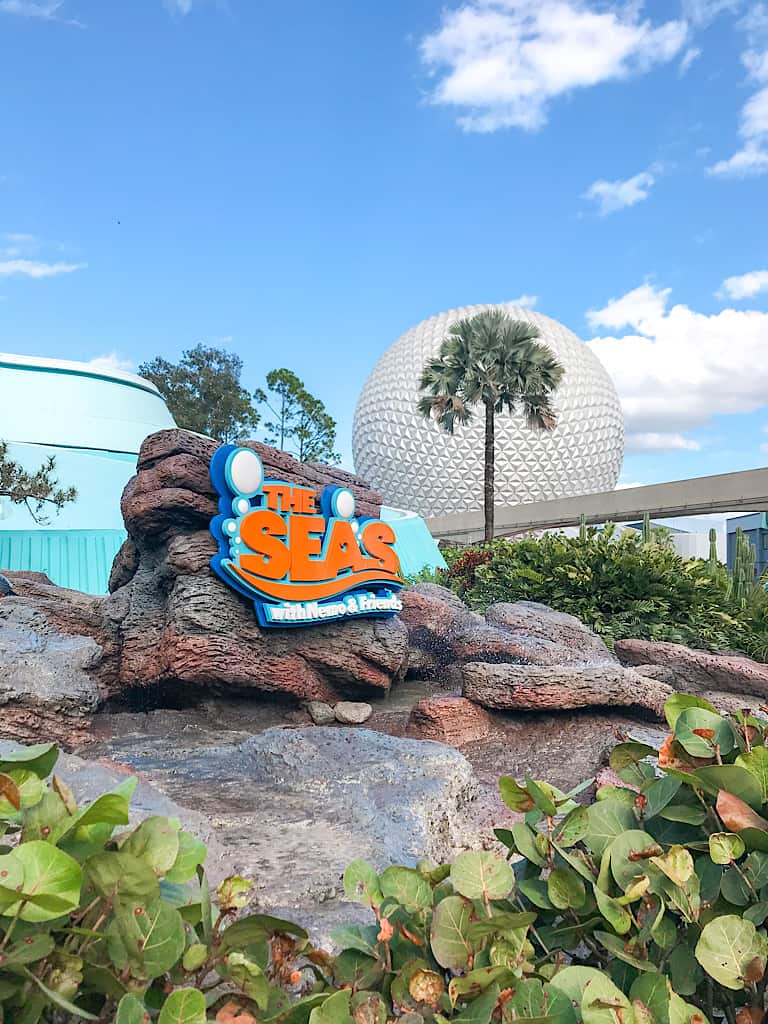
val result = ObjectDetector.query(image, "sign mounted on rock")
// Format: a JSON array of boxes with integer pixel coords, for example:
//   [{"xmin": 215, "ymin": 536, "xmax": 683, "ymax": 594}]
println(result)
[{"xmin": 209, "ymin": 445, "xmax": 404, "ymax": 627}]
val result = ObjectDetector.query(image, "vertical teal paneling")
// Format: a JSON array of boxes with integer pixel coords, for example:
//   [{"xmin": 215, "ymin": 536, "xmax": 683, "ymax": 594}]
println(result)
[{"xmin": 0, "ymin": 530, "xmax": 127, "ymax": 594}]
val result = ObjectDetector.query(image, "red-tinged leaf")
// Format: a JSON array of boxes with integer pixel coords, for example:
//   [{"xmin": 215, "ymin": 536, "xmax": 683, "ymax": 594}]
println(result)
[{"xmin": 717, "ymin": 791, "xmax": 768, "ymax": 833}]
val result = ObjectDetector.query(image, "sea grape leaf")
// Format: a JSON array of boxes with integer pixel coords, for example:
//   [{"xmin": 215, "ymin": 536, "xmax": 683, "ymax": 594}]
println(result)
[
  {"xmin": 430, "ymin": 895, "xmax": 474, "ymax": 970},
  {"xmin": 585, "ymin": 802, "xmax": 637, "ymax": 858},
  {"xmin": 343, "ymin": 861, "xmax": 382, "ymax": 907},
  {"xmin": 609, "ymin": 743, "xmax": 656, "ymax": 787},
  {"xmin": 709, "ymin": 832, "xmax": 746, "ymax": 865},
  {"xmin": 1, "ymin": 840, "xmax": 82, "ymax": 923},
  {"xmin": 554, "ymin": 807, "xmax": 589, "ymax": 848},
  {"xmin": 121, "ymin": 816, "xmax": 180, "ymax": 877},
  {"xmin": 86, "ymin": 851, "xmax": 159, "ymax": 902},
  {"xmin": 549, "ymin": 967, "xmax": 609, "ymax": 1024},
  {"xmin": 547, "ymin": 868, "xmax": 586, "ymax": 910},
  {"xmin": 593, "ymin": 887, "xmax": 631, "ymax": 935},
  {"xmin": 164, "ymin": 831, "xmax": 207, "ymax": 883},
  {"xmin": 609, "ymin": 830, "xmax": 660, "ymax": 890},
  {"xmin": 0, "ymin": 743, "xmax": 58, "ymax": 779},
  {"xmin": 581, "ymin": 972, "xmax": 636, "ymax": 1024},
  {"xmin": 499, "ymin": 777, "xmax": 535, "ymax": 813},
  {"xmin": 736, "ymin": 748, "xmax": 768, "ymax": 802},
  {"xmin": 107, "ymin": 898, "xmax": 186, "ymax": 980},
  {"xmin": 116, "ymin": 993, "xmax": 149, "ymax": 1024},
  {"xmin": 380, "ymin": 866, "xmax": 433, "ymax": 910},
  {"xmin": 674, "ymin": 708, "xmax": 733, "ymax": 758},
  {"xmin": 157, "ymin": 988, "xmax": 206, "ymax": 1024},
  {"xmin": 451, "ymin": 851, "xmax": 515, "ymax": 902},
  {"xmin": 511, "ymin": 823, "xmax": 546, "ymax": 866},
  {"xmin": 695, "ymin": 914, "xmax": 768, "ymax": 990},
  {"xmin": 664, "ymin": 694, "xmax": 717, "ymax": 730}
]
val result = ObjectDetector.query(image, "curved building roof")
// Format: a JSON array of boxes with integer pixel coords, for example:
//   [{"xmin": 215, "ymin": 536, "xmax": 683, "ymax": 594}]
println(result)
[{"xmin": 0, "ymin": 352, "xmax": 174, "ymax": 455}]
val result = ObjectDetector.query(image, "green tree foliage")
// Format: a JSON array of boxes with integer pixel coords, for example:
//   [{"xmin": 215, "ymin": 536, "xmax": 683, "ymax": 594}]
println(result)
[
  {"xmin": 139, "ymin": 345, "xmax": 260, "ymax": 443},
  {"xmin": 10, "ymin": 698, "xmax": 768, "ymax": 1021},
  {"xmin": 0, "ymin": 441, "xmax": 76, "ymax": 524},
  {"xmin": 417, "ymin": 310, "xmax": 565, "ymax": 544},
  {"xmin": 255, "ymin": 368, "xmax": 339, "ymax": 464},
  {"xmin": 435, "ymin": 525, "xmax": 768, "ymax": 660}
]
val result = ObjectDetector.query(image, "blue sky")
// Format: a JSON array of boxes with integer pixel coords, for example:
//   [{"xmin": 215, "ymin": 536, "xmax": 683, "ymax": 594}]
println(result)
[{"xmin": 1, "ymin": 0, "xmax": 767, "ymax": 484}]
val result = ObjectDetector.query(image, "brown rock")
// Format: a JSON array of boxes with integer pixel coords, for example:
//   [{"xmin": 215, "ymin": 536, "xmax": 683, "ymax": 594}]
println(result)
[
  {"xmin": 406, "ymin": 696, "xmax": 492, "ymax": 746},
  {"xmin": 484, "ymin": 602, "xmax": 617, "ymax": 666},
  {"xmin": 615, "ymin": 639, "xmax": 768, "ymax": 697},
  {"xmin": 121, "ymin": 481, "xmax": 218, "ymax": 541},
  {"xmin": 462, "ymin": 663, "xmax": 671, "ymax": 718},
  {"xmin": 108, "ymin": 537, "xmax": 140, "ymax": 592},
  {"xmin": 399, "ymin": 584, "xmax": 481, "ymax": 673}
]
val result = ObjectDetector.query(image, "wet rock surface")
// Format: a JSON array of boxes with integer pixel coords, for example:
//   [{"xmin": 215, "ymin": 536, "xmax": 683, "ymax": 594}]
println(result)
[{"xmin": 83, "ymin": 720, "xmax": 485, "ymax": 938}]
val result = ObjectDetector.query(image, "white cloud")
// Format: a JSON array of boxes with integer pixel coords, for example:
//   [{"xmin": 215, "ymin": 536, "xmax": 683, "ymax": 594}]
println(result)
[
  {"xmin": 165, "ymin": 0, "xmax": 193, "ymax": 11},
  {"xmin": 0, "ymin": 259, "xmax": 85, "ymax": 278},
  {"xmin": 85, "ymin": 352, "xmax": 135, "ymax": 374},
  {"xmin": 0, "ymin": 0, "xmax": 82, "ymax": 25},
  {"xmin": 0, "ymin": 0, "xmax": 62, "ymax": 17},
  {"xmin": 709, "ymin": 47, "xmax": 768, "ymax": 176},
  {"xmin": 719, "ymin": 269, "xmax": 768, "ymax": 299},
  {"xmin": 587, "ymin": 282, "xmax": 768, "ymax": 439},
  {"xmin": 582, "ymin": 169, "xmax": 656, "ymax": 215},
  {"xmin": 508, "ymin": 293, "xmax": 538, "ymax": 307},
  {"xmin": 587, "ymin": 283, "xmax": 670, "ymax": 331},
  {"xmin": 682, "ymin": 0, "xmax": 741, "ymax": 24},
  {"xmin": 419, "ymin": 0, "xmax": 687, "ymax": 132},
  {"xmin": 679, "ymin": 47, "xmax": 702, "ymax": 74},
  {"xmin": 626, "ymin": 432, "xmax": 702, "ymax": 452},
  {"xmin": 616, "ymin": 480, "xmax": 646, "ymax": 490}
]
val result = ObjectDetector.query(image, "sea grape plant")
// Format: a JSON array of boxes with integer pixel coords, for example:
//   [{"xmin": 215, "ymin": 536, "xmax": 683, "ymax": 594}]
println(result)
[
  {"xmin": 0, "ymin": 742, "xmax": 313, "ymax": 1022},
  {"xmin": 10, "ymin": 695, "xmax": 768, "ymax": 1023}
]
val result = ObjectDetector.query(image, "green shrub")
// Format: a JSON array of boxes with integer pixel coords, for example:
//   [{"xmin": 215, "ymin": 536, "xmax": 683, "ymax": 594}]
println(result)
[
  {"xmin": 434, "ymin": 527, "xmax": 768, "ymax": 659},
  {"xmin": 326, "ymin": 695, "xmax": 768, "ymax": 1024},
  {"xmin": 10, "ymin": 698, "xmax": 768, "ymax": 1022}
]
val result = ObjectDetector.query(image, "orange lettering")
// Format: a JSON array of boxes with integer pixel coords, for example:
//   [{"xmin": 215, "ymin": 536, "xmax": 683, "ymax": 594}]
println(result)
[
  {"xmin": 239, "ymin": 509, "xmax": 291, "ymax": 580},
  {"xmin": 323, "ymin": 520, "xmax": 365, "ymax": 578},
  {"xmin": 289, "ymin": 515, "xmax": 328, "ymax": 582},
  {"xmin": 360, "ymin": 521, "xmax": 400, "ymax": 576}
]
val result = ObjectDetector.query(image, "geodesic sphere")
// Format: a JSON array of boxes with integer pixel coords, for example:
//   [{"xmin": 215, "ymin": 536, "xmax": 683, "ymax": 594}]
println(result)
[{"xmin": 352, "ymin": 303, "xmax": 624, "ymax": 518}]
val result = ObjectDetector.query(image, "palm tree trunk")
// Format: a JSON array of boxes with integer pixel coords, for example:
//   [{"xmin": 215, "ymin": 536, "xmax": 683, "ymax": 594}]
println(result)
[{"xmin": 484, "ymin": 399, "xmax": 495, "ymax": 544}]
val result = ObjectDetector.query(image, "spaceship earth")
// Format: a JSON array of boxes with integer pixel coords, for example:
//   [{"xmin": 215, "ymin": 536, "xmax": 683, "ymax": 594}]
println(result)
[{"xmin": 352, "ymin": 303, "xmax": 624, "ymax": 519}]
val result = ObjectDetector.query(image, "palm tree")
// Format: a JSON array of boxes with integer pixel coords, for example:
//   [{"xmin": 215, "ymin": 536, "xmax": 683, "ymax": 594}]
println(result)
[{"xmin": 417, "ymin": 309, "xmax": 565, "ymax": 543}]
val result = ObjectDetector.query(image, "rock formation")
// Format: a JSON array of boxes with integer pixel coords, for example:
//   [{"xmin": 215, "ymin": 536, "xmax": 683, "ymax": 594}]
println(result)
[{"xmin": 616, "ymin": 638, "xmax": 768, "ymax": 697}]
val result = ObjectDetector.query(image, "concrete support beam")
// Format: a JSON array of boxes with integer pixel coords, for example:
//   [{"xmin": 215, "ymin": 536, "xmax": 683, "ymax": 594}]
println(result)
[{"xmin": 426, "ymin": 467, "xmax": 768, "ymax": 543}]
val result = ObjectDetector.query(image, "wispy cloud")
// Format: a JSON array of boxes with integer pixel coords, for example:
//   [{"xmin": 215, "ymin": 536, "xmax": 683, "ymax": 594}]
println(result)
[
  {"xmin": 85, "ymin": 353, "xmax": 135, "ymax": 374},
  {"xmin": 718, "ymin": 269, "xmax": 768, "ymax": 299},
  {"xmin": 507, "ymin": 294, "xmax": 538, "ymax": 308},
  {"xmin": 679, "ymin": 47, "xmax": 702, "ymax": 75},
  {"xmin": 709, "ymin": 46, "xmax": 768, "ymax": 176},
  {"xmin": 626, "ymin": 432, "xmax": 702, "ymax": 452},
  {"xmin": 582, "ymin": 168, "xmax": 657, "ymax": 215},
  {"xmin": 418, "ymin": 0, "xmax": 687, "ymax": 132},
  {"xmin": 0, "ymin": 0, "xmax": 83, "ymax": 26},
  {"xmin": 0, "ymin": 259, "xmax": 85, "ymax": 278}
]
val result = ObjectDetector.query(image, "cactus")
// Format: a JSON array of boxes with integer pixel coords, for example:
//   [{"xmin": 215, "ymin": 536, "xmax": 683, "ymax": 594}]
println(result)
[
  {"xmin": 579, "ymin": 512, "xmax": 587, "ymax": 543},
  {"xmin": 706, "ymin": 527, "xmax": 719, "ymax": 578},
  {"xmin": 729, "ymin": 527, "xmax": 757, "ymax": 606},
  {"xmin": 642, "ymin": 511, "xmax": 652, "ymax": 546}
]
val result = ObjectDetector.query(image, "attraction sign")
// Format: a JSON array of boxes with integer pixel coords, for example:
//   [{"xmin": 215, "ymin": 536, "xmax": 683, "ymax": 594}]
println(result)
[{"xmin": 209, "ymin": 445, "xmax": 404, "ymax": 627}]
